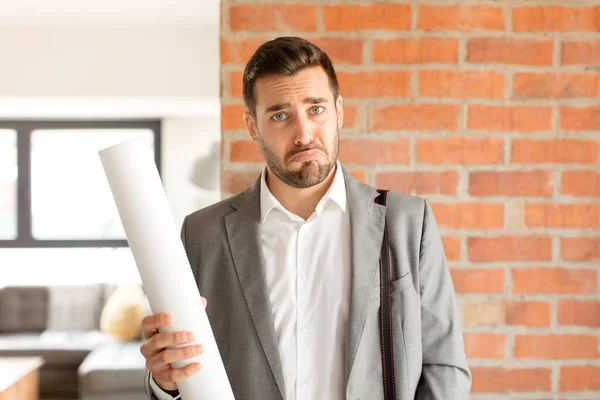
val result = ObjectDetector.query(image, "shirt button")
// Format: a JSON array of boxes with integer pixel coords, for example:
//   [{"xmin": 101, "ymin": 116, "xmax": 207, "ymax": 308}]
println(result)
[
  {"xmin": 301, "ymin": 328, "xmax": 308, "ymax": 334},
  {"xmin": 300, "ymin": 274, "xmax": 307, "ymax": 281},
  {"xmin": 300, "ymin": 382, "xmax": 307, "ymax": 389}
]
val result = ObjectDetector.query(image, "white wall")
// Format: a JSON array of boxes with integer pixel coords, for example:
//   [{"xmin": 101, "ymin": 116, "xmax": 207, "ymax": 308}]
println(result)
[
  {"xmin": 163, "ymin": 117, "xmax": 221, "ymax": 230},
  {"xmin": 0, "ymin": 26, "xmax": 218, "ymax": 97},
  {"xmin": 0, "ymin": 23, "xmax": 221, "ymax": 286}
]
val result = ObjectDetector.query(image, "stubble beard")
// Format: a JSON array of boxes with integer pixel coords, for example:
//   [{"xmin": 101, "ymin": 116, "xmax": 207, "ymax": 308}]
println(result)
[{"xmin": 257, "ymin": 128, "xmax": 339, "ymax": 189}]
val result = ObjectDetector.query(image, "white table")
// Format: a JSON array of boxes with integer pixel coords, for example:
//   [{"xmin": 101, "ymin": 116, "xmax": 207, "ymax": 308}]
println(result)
[{"xmin": 0, "ymin": 357, "xmax": 44, "ymax": 400}]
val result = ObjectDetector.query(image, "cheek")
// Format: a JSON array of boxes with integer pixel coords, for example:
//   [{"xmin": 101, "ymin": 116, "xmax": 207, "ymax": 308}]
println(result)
[
  {"xmin": 259, "ymin": 129, "xmax": 287, "ymax": 154},
  {"xmin": 317, "ymin": 118, "xmax": 338, "ymax": 140}
]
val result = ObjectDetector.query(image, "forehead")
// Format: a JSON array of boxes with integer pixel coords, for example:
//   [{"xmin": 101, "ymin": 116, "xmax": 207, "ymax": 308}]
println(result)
[{"xmin": 254, "ymin": 66, "xmax": 333, "ymax": 111}]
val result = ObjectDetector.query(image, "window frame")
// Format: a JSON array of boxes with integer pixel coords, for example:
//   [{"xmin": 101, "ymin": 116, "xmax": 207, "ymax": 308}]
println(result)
[{"xmin": 0, "ymin": 119, "xmax": 161, "ymax": 248}]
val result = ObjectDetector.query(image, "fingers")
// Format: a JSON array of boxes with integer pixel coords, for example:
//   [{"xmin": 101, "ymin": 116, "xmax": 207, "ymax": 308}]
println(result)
[
  {"xmin": 202, "ymin": 296, "xmax": 207, "ymax": 308},
  {"xmin": 147, "ymin": 344, "xmax": 204, "ymax": 368},
  {"xmin": 147, "ymin": 345, "xmax": 202, "ymax": 386},
  {"xmin": 140, "ymin": 330, "xmax": 195, "ymax": 359},
  {"xmin": 154, "ymin": 362, "xmax": 202, "ymax": 385},
  {"xmin": 142, "ymin": 313, "xmax": 171, "ymax": 340}
]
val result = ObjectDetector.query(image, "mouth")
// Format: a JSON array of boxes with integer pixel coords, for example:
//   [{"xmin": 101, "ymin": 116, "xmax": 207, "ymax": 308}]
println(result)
[{"xmin": 290, "ymin": 150, "xmax": 321, "ymax": 163}]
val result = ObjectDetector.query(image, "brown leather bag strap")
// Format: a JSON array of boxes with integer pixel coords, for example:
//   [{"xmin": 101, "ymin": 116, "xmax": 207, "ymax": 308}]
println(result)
[{"xmin": 375, "ymin": 189, "xmax": 396, "ymax": 400}]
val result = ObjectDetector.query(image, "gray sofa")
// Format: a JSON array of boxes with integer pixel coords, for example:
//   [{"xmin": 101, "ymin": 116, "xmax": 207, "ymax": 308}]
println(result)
[{"xmin": 0, "ymin": 285, "xmax": 147, "ymax": 399}]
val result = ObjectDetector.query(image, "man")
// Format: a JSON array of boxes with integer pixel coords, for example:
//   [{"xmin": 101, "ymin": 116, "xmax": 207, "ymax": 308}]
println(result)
[{"xmin": 140, "ymin": 36, "xmax": 471, "ymax": 399}]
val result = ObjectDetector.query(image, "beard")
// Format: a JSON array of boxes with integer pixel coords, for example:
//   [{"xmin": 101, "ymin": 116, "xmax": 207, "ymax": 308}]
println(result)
[{"xmin": 257, "ymin": 129, "xmax": 339, "ymax": 189}]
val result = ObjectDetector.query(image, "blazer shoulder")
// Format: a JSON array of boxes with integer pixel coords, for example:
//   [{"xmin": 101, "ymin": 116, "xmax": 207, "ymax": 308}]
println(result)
[
  {"xmin": 185, "ymin": 191, "xmax": 242, "ymax": 228},
  {"xmin": 382, "ymin": 190, "xmax": 426, "ymax": 221}
]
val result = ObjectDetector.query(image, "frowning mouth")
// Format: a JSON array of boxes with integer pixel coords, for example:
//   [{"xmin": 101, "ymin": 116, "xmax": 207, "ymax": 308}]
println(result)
[{"xmin": 290, "ymin": 150, "xmax": 321, "ymax": 163}]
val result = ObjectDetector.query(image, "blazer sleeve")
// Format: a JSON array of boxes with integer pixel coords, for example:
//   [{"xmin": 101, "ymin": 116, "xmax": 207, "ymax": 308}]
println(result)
[{"xmin": 415, "ymin": 199, "xmax": 472, "ymax": 399}]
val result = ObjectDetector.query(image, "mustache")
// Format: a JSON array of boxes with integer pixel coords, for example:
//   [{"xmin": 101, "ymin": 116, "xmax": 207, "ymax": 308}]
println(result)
[{"xmin": 286, "ymin": 146, "xmax": 326, "ymax": 160}]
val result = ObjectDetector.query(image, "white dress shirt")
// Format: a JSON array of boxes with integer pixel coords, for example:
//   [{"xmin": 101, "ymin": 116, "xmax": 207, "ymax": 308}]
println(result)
[{"xmin": 152, "ymin": 161, "xmax": 351, "ymax": 400}]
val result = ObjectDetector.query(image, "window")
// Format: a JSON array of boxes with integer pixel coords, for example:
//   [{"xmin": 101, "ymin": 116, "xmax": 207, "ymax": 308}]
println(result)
[
  {"xmin": 0, "ymin": 129, "xmax": 17, "ymax": 240},
  {"xmin": 0, "ymin": 120, "xmax": 161, "ymax": 248}
]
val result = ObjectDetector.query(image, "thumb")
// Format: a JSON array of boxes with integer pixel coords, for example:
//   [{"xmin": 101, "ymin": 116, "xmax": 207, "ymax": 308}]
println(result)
[{"xmin": 201, "ymin": 296, "xmax": 207, "ymax": 308}]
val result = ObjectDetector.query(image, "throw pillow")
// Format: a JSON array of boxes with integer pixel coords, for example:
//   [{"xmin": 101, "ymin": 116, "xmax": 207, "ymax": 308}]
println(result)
[{"xmin": 100, "ymin": 284, "xmax": 146, "ymax": 341}]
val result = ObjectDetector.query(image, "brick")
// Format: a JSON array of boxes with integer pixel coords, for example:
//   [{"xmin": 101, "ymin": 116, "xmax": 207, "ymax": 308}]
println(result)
[
  {"xmin": 469, "ymin": 170, "xmax": 552, "ymax": 197},
  {"xmin": 558, "ymin": 300, "xmax": 600, "ymax": 327},
  {"xmin": 467, "ymin": 38, "xmax": 553, "ymax": 66},
  {"xmin": 310, "ymin": 38, "xmax": 364, "ymax": 65},
  {"xmin": 514, "ymin": 73, "xmax": 599, "ymax": 99},
  {"xmin": 468, "ymin": 236, "xmax": 552, "ymax": 262},
  {"xmin": 450, "ymin": 268, "xmax": 504, "ymax": 294},
  {"xmin": 511, "ymin": 139, "xmax": 599, "ymax": 165},
  {"xmin": 337, "ymin": 71, "xmax": 410, "ymax": 98},
  {"xmin": 512, "ymin": 268, "xmax": 597, "ymax": 294},
  {"xmin": 506, "ymin": 301, "xmax": 551, "ymax": 327},
  {"xmin": 561, "ymin": 237, "xmax": 600, "ymax": 261},
  {"xmin": 468, "ymin": 105, "xmax": 553, "ymax": 133},
  {"xmin": 471, "ymin": 367, "xmax": 551, "ymax": 393},
  {"xmin": 514, "ymin": 335, "xmax": 599, "ymax": 359},
  {"xmin": 342, "ymin": 105, "xmax": 358, "ymax": 130},
  {"xmin": 339, "ymin": 139, "xmax": 409, "ymax": 165},
  {"xmin": 562, "ymin": 40, "xmax": 600, "ymax": 66},
  {"xmin": 229, "ymin": 4, "xmax": 316, "ymax": 32},
  {"xmin": 463, "ymin": 333, "xmax": 505, "ymax": 359},
  {"xmin": 221, "ymin": 37, "xmax": 268, "ymax": 65},
  {"xmin": 323, "ymin": 4, "xmax": 411, "ymax": 32},
  {"xmin": 418, "ymin": 5, "xmax": 504, "ymax": 32},
  {"xmin": 417, "ymin": 138, "xmax": 504, "ymax": 165},
  {"xmin": 562, "ymin": 170, "xmax": 600, "ymax": 197},
  {"xmin": 525, "ymin": 203, "xmax": 600, "ymax": 229},
  {"xmin": 230, "ymin": 140, "xmax": 263, "ymax": 163},
  {"xmin": 373, "ymin": 38, "xmax": 459, "ymax": 64},
  {"xmin": 375, "ymin": 170, "xmax": 459, "ymax": 196},
  {"xmin": 348, "ymin": 170, "xmax": 366, "ymax": 183},
  {"xmin": 561, "ymin": 106, "xmax": 600, "ymax": 132},
  {"xmin": 221, "ymin": 170, "xmax": 260, "ymax": 194},
  {"xmin": 222, "ymin": 36, "xmax": 363, "ymax": 67},
  {"xmin": 513, "ymin": 6, "xmax": 600, "ymax": 33},
  {"xmin": 371, "ymin": 104, "xmax": 459, "ymax": 132},
  {"xmin": 442, "ymin": 237, "xmax": 461, "ymax": 262},
  {"xmin": 419, "ymin": 70, "xmax": 504, "ymax": 99},
  {"xmin": 230, "ymin": 71, "xmax": 243, "ymax": 99},
  {"xmin": 463, "ymin": 300, "xmax": 506, "ymax": 327},
  {"xmin": 463, "ymin": 300, "xmax": 550, "ymax": 327},
  {"xmin": 221, "ymin": 104, "xmax": 247, "ymax": 131},
  {"xmin": 560, "ymin": 366, "xmax": 600, "ymax": 391},
  {"xmin": 431, "ymin": 203, "xmax": 504, "ymax": 230}
]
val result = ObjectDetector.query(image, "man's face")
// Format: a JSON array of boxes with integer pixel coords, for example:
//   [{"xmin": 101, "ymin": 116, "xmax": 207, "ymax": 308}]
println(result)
[{"xmin": 244, "ymin": 66, "xmax": 343, "ymax": 189}]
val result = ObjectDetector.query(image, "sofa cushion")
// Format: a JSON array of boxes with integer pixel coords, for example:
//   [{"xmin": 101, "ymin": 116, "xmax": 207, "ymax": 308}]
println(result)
[
  {"xmin": 78, "ymin": 342, "xmax": 146, "ymax": 392},
  {"xmin": 0, "ymin": 331, "xmax": 113, "ymax": 366},
  {"xmin": 47, "ymin": 285, "xmax": 111, "ymax": 331},
  {"xmin": 0, "ymin": 287, "xmax": 48, "ymax": 333}
]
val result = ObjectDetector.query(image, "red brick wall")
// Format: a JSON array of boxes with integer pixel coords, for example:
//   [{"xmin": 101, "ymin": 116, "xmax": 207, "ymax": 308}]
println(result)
[{"xmin": 220, "ymin": 2, "xmax": 600, "ymax": 397}]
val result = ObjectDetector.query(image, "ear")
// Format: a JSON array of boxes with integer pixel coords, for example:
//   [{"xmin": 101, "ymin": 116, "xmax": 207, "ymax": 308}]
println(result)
[
  {"xmin": 335, "ymin": 95, "xmax": 344, "ymax": 130},
  {"xmin": 244, "ymin": 110, "xmax": 259, "ymax": 143}
]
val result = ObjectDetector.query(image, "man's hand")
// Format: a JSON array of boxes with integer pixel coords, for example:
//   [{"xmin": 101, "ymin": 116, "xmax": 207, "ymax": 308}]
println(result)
[{"xmin": 140, "ymin": 297, "xmax": 208, "ymax": 391}]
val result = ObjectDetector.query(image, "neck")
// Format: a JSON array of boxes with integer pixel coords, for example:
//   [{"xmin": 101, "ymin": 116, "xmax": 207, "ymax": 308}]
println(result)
[{"xmin": 266, "ymin": 164, "xmax": 337, "ymax": 221}]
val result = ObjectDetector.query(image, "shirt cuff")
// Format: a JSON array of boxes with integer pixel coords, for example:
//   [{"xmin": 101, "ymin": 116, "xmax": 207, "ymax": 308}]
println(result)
[{"xmin": 149, "ymin": 373, "xmax": 181, "ymax": 400}]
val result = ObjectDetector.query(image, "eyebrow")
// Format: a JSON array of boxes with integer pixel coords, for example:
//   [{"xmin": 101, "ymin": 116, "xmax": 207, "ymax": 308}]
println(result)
[{"xmin": 264, "ymin": 97, "xmax": 329, "ymax": 113}]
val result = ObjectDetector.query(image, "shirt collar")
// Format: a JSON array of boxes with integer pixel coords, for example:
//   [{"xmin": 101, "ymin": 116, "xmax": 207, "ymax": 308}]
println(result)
[{"xmin": 260, "ymin": 160, "xmax": 347, "ymax": 223}]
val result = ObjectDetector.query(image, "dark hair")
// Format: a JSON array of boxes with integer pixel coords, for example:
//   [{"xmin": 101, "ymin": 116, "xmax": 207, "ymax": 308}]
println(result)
[{"xmin": 242, "ymin": 36, "xmax": 339, "ymax": 118}]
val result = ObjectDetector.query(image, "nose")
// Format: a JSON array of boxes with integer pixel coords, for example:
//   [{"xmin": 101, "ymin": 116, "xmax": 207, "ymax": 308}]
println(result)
[{"xmin": 293, "ymin": 114, "xmax": 314, "ymax": 146}]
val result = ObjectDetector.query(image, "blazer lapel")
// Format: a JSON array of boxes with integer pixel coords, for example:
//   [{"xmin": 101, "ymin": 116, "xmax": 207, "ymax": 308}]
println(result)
[
  {"xmin": 224, "ymin": 178, "xmax": 286, "ymax": 400},
  {"xmin": 342, "ymin": 168, "xmax": 386, "ymax": 384}
]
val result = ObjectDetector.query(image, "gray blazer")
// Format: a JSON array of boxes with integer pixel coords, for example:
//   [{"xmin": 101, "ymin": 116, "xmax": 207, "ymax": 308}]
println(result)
[{"xmin": 146, "ymin": 167, "xmax": 471, "ymax": 399}]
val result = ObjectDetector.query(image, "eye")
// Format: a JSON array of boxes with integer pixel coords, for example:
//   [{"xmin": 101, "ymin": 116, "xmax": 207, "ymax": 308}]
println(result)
[
  {"xmin": 310, "ymin": 106, "xmax": 324, "ymax": 115},
  {"xmin": 272, "ymin": 112, "xmax": 287, "ymax": 122}
]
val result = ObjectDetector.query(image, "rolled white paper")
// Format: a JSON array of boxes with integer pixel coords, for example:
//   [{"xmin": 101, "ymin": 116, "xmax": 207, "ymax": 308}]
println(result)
[{"xmin": 99, "ymin": 137, "xmax": 235, "ymax": 400}]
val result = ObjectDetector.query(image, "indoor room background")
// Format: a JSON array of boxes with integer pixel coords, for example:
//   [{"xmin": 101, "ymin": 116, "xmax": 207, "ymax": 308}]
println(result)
[{"xmin": 0, "ymin": 0, "xmax": 599, "ymax": 399}]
